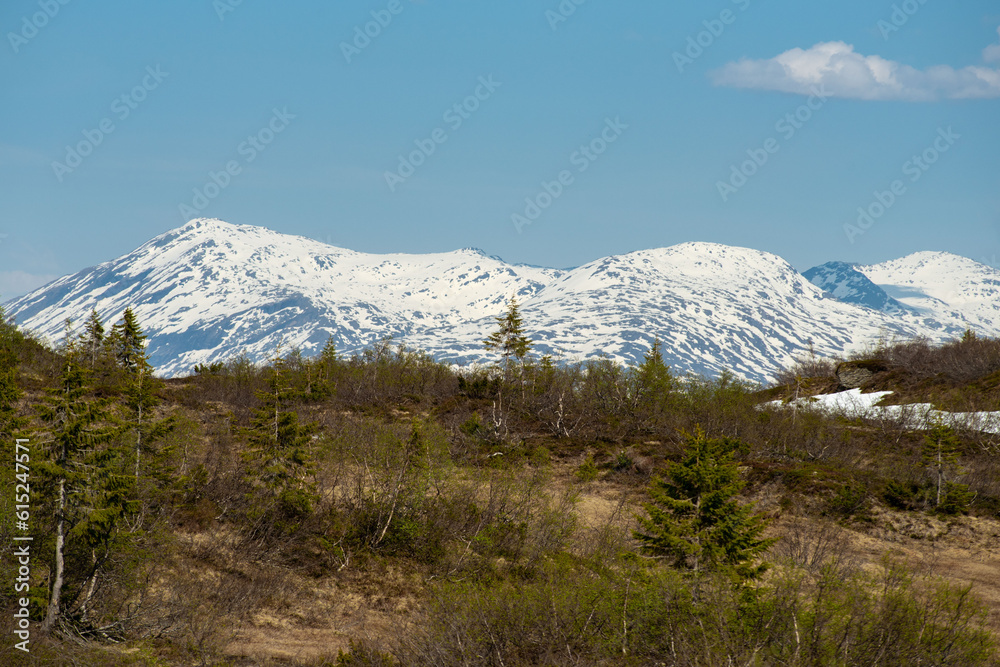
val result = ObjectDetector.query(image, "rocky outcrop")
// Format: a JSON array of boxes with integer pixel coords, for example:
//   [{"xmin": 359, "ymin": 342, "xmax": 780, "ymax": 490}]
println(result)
[{"xmin": 836, "ymin": 359, "xmax": 889, "ymax": 389}]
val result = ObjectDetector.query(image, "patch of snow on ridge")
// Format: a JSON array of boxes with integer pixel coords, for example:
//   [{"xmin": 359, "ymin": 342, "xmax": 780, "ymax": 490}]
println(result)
[{"xmin": 767, "ymin": 389, "xmax": 1000, "ymax": 434}]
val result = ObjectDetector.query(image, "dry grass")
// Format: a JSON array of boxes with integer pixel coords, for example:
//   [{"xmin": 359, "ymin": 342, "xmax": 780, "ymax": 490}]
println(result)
[
  {"xmin": 141, "ymin": 458, "xmax": 1000, "ymax": 665},
  {"xmin": 765, "ymin": 502, "xmax": 1000, "ymax": 636}
]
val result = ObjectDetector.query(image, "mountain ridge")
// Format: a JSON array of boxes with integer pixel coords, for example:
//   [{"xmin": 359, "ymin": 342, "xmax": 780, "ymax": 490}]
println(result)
[{"xmin": 6, "ymin": 219, "xmax": 999, "ymax": 383}]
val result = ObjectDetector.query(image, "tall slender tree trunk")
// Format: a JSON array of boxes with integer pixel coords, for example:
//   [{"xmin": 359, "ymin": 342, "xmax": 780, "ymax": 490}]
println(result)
[
  {"xmin": 936, "ymin": 444, "xmax": 943, "ymax": 507},
  {"xmin": 135, "ymin": 401, "xmax": 142, "ymax": 479},
  {"xmin": 78, "ymin": 550, "xmax": 98, "ymax": 623},
  {"xmin": 41, "ymin": 478, "xmax": 66, "ymax": 634}
]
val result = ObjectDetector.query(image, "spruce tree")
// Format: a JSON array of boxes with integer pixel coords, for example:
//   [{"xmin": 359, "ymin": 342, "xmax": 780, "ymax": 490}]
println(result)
[
  {"xmin": 635, "ymin": 428, "xmax": 774, "ymax": 581},
  {"xmin": 483, "ymin": 296, "xmax": 534, "ymax": 437},
  {"xmin": 484, "ymin": 295, "xmax": 533, "ymax": 381},
  {"xmin": 319, "ymin": 335, "xmax": 337, "ymax": 378},
  {"xmin": 80, "ymin": 309, "xmax": 105, "ymax": 369},
  {"xmin": 241, "ymin": 354, "xmax": 318, "ymax": 534},
  {"xmin": 108, "ymin": 309, "xmax": 168, "ymax": 479},
  {"xmin": 634, "ymin": 337, "xmax": 674, "ymax": 416},
  {"xmin": 35, "ymin": 349, "xmax": 118, "ymax": 634},
  {"xmin": 107, "ymin": 308, "xmax": 147, "ymax": 374},
  {"xmin": 922, "ymin": 421, "xmax": 965, "ymax": 510},
  {"xmin": 308, "ymin": 335, "xmax": 339, "ymax": 399}
]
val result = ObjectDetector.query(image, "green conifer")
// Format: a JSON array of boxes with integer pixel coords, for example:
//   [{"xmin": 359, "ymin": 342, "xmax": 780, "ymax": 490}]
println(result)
[
  {"xmin": 922, "ymin": 421, "xmax": 965, "ymax": 510},
  {"xmin": 35, "ymin": 351, "xmax": 118, "ymax": 633},
  {"xmin": 635, "ymin": 428, "xmax": 774, "ymax": 581},
  {"xmin": 484, "ymin": 295, "xmax": 533, "ymax": 381},
  {"xmin": 107, "ymin": 308, "xmax": 147, "ymax": 374},
  {"xmin": 241, "ymin": 353, "xmax": 318, "ymax": 528}
]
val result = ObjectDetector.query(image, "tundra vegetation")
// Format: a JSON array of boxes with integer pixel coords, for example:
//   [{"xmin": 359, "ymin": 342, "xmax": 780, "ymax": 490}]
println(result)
[{"xmin": 0, "ymin": 301, "xmax": 999, "ymax": 666}]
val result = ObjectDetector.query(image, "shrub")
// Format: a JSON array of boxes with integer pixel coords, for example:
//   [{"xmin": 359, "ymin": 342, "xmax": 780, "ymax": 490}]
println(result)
[
  {"xmin": 390, "ymin": 552, "xmax": 996, "ymax": 667},
  {"xmin": 575, "ymin": 454, "xmax": 598, "ymax": 482}
]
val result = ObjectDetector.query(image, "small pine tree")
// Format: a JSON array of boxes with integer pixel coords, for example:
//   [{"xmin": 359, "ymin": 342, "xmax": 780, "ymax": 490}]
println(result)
[
  {"xmin": 241, "ymin": 354, "xmax": 318, "ymax": 531},
  {"xmin": 922, "ymin": 421, "xmax": 964, "ymax": 510},
  {"xmin": 107, "ymin": 308, "xmax": 147, "ymax": 374},
  {"xmin": 80, "ymin": 309, "xmax": 105, "ymax": 369},
  {"xmin": 484, "ymin": 295, "xmax": 533, "ymax": 381},
  {"xmin": 635, "ymin": 428, "xmax": 775, "ymax": 581},
  {"xmin": 320, "ymin": 335, "xmax": 337, "ymax": 366},
  {"xmin": 635, "ymin": 337, "xmax": 674, "ymax": 409},
  {"xmin": 315, "ymin": 334, "xmax": 339, "ymax": 395}
]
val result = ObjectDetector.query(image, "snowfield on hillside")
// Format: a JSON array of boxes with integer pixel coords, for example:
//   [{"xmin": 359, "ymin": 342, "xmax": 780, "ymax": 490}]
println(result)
[{"xmin": 7, "ymin": 218, "xmax": 1000, "ymax": 380}]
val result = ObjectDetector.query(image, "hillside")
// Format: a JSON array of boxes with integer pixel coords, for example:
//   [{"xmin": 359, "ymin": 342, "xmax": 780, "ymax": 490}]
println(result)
[{"xmin": 1, "ymin": 309, "xmax": 999, "ymax": 666}]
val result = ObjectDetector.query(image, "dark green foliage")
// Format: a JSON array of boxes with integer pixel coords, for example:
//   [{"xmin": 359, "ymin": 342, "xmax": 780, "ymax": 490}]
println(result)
[
  {"xmin": 635, "ymin": 428, "xmax": 775, "ymax": 580},
  {"xmin": 318, "ymin": 334, "xmax": 338, "ymax": 376},
  {"xmin": 240, "ymin": 355, "xmax": 319, "ymax": 537},
  {"xmin": 457, "ymin": 370, "xmax": 496, "ymax": 399},
  {"xmin": 938, "ymin": 481, "xmax": 975, "ymax": 515},
  {"xmin": 922, "ymin": 421, "xmax": 965, "ymax": 510},
  {"xmin": 34, "ymin": 351, "xmax": 121, "ymax": 632},
  {"xmin": 484, "ymin": 295, "xmax": 533, "ymax": 379},
  {"xmin": 575, "ymin": 453, "xmax": 598, "ymax": 482},
  {"xmin": 459, "ymin": 411, "xmax": 483, "ymax": 437},
  {"xmin": 826, "ymin": 481, "xmax": 870, "ymax": 520},
  {"xmin": 884, "ymin": 477, "xmax": 974, "ymax": 516},
  {"xmin": 106, "ymin": 307, "xmax": 147, "ymax": 374},
  {"xmin": 633, "ymin": 337, "xmax": 676, "ymax": 421},
  {"xmin": 192, "ymin": 360, "xmax": 225, "ymax": 375},
  {"xmin": 884, "ymin": 479, "xmax": 923, "ymax": 511},
  {"xmin": 80, "ymin": 308, "xmax": 106, "ymax": 369}
]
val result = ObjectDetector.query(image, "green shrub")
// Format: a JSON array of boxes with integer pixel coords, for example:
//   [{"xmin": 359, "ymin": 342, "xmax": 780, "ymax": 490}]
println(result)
[
  {"xmin": 938, "ymin": 481, "xmax": 975, "ymax": 515},
  {"xmin": 884, "ymin": 479, "xmax": 922, "ymax": 511},
  {"xmin": 612, "ymin": 449, "xmax": 634, "ymax": 471},
  {"xmin": 392, "ymin": 553, "xmax": 996, "ymax": 666},
  {"xmin": 826, "ymin": 482, "xmax": 870, "ymax": 520},
  {"xmin": 575, "ymin": 454, "xmax": 598, "ymax": 482},
  {"xmin": 334, "ymin": 640, "xmax": 398, "ymax": 666}
]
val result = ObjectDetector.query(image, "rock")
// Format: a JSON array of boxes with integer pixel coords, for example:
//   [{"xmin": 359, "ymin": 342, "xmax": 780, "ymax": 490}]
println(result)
[{"xmin": 836, "ymin": 359, "xmax": 889, "ymax": 389}]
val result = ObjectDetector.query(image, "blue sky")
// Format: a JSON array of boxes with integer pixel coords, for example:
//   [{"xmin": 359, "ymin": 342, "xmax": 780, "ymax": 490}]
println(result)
[{"xmin": 2, "ymin": 0, "xmax": 999, "ymax": 298}]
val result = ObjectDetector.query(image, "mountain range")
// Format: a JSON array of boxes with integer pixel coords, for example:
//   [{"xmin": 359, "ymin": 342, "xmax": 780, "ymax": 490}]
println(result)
[{"xmin": 5, "ymin": 218, "xmax": 999, "ymax": 383}]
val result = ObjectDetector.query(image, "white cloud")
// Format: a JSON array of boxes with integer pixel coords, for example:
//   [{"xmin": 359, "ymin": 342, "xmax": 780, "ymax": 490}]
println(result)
[
  {"xmin": 984, "ymin": 27, "xmax": 1000, "ymax": 63},
  {"xmin": 711, "ymin": 36, "xmax": 1000, "ymax": 101}
]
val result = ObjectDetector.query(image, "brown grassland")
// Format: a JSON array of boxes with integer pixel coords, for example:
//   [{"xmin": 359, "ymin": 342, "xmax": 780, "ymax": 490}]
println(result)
[{"xmin": 1, "ymin": 311, "xmax": 999, "ymax": 666}]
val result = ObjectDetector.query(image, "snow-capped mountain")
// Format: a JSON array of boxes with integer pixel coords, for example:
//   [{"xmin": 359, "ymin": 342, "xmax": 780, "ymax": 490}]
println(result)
[
  {"xmin": 5, "ymin": 219, "xmax": 999, "ymax": 383},
  {"xmin": 802, "ymin": 261, "xmax": 907, "ymax": 313},
  {"xmin": 856, "ymin": 252, "xmax": 1000, "ymax": 334}
]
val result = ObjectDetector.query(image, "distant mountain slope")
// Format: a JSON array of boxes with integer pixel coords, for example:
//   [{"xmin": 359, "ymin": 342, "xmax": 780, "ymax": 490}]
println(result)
[
  {"xmin": 7, "ymin": 219, "xmax": 1000, "ymax": 383},
  {"xmin": 802, "ymin": 261, "xmax": 907, "ymax": 313},
  {"xmin": 857, "ymin": 252, "xmax": 1000, "ymax": 334}
]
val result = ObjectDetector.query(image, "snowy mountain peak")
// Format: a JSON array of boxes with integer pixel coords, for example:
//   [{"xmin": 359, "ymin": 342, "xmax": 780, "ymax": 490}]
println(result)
[
  {"xmin": 802, "ymin": 261, "xmax": 905, "ymax": 313},
  {"xmin": 857, "ymin": 252, "xmax": 1000, "ymax": 331},
  {"xmin": 5, "ymin": 221, "xmax": 1000, "ymax": 383}
]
